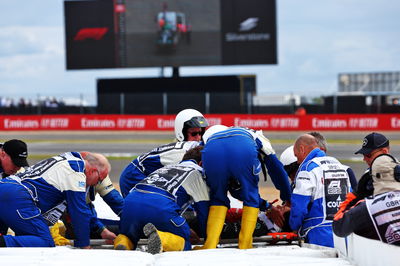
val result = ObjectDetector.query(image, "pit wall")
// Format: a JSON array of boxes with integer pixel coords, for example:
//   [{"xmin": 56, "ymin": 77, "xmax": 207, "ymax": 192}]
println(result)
[{"xmin": 1, "ymin": 114, "xmax": 400, "ymax": 131}]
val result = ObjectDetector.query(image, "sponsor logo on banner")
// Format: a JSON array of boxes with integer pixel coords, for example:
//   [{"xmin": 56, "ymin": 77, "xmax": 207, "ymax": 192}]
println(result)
[
  {"xmin": 348, "ymin": 118, "xmax": 378, "ymax": 128},
  {"xmin": 391, "ymin": 117, "xmax": 400, "ymax": 128},
  {"xmin": 117, "ymin": 119, "xmax": 145, "ymax": 129},
  {"xmin": 206, "ymin": 118, "xmax": 222, "ymax": 126},
  {"xmin": 41, "ymin": 118, "xmax": 69, "ymax": 128},
  {"xmin": 234, "ymin": 118, "xmax": 269, "ymax": 128},
  {"xmin": 312, "ymin": 118, "xmax": 347, "ymax": 128},
  {"xmin": 270, "ymin": 118, "xmax": 299, "ymax": 128},
  {"xmin": 1, "ymin": 114, "xmax": 399, "ymax": 131},
  {"xmin": 157, "ymin": 119, "xmax": 174, "ymax": 129},
  {"xmin": 81, "ymin": 118, "xmax": 115, "ymax": 128},
  {"xmin": 4, "ymin": 119, "xmax": 39, "ymax": 129}
]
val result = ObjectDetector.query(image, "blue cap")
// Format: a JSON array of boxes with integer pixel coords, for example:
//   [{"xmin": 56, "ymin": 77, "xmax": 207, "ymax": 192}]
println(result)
[{"xmin": 355, "ymin": 132, "xmax": 389, "ymax": 155}]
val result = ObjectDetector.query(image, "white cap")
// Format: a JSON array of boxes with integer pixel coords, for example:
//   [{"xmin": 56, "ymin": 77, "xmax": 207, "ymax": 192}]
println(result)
[
  {"xmin": 202, "ymin": 125, "xmax": 228, "ymax": 144},
  {"xmin": 280, "ymin": 145, "xmax": 297, "ymax": 166}
]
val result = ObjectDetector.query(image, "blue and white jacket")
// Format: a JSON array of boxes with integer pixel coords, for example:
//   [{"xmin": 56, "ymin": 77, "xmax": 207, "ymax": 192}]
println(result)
[
  {"xmin": 135, "ymin": 160, "xmax": 210, "ymax": 237},
  {"xmin": 15, "ymin": 152, "xmax": 92, "ymax": 247},
  {"xmin": 132, "ymin": 141, "xmax": 200, "ymax": 176},
  {"xmin": 290, "ymin": 148, "xmax": 351, "ymax": 245}
]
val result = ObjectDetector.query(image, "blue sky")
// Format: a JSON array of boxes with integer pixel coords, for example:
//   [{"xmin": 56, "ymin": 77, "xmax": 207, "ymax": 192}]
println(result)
[{"xmin": 0, "ymin": 0, "xmax": 399, "ymax": 105}]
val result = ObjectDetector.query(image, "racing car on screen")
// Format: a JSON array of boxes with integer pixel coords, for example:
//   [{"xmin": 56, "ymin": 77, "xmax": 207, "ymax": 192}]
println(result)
[{"xmin": 156, "ymin": 11, "xmax": 189, "ymax": 52}]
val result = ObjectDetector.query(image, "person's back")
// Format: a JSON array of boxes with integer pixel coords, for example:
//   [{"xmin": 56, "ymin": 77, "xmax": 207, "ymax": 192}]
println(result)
[
  {"xmin": 119, "ymin": 141, "xmax": 200, "ymax": 197},
  {"xmin": 116, "ymin": 146, "xmax": 209, "ymax": 252},
  {"xmin": 290, "ymin": 134, "xmax": 351, "ymax": 247},
  {"xmin": 0, "ymin": 151, "xmax": 109, "ymax": 248},
  {"xmin": 17, "ymin": 152, "xmax": 97, "ymax": 247},
  {"xmin": 333, "ymin": 154, "xmax": 400, "ymax": 245},
  {"xmin": 199, "ymin": 126, "xmax": 291, "ymax": 250}
]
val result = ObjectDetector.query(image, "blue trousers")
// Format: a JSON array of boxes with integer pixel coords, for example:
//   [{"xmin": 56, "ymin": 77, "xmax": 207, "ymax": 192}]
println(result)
[
  {"xmin": 119, "ymin": 163, "xmax": 146, "ymax": 198},
  {"xmin": 0, "ymin": 180, "xmax": 54, "ymax": 247},
  {"xmin": 306, "ymin": 226, "xmax": 334, "ymax": 248},
  {"xmin": 202, "ymin": 134, "xmax": 261, "ymax": 208},
  {"xmin": 120, "ymin": 189, "xmax": 191, "ymax": 250}
]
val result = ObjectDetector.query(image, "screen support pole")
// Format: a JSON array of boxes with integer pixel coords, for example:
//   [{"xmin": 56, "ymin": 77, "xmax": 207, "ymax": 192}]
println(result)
[
  {"xmin": 160, "ymin": 66, "xmax": 165, "ymax": 77},
  {"xmin": 172, "ymin": 67, "xmax": 180, "ymax": 78}
]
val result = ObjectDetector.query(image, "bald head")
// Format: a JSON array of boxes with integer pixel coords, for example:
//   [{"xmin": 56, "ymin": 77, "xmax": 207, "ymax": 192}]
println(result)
[
  {"xmin": 81, "ymin": 152, "xmax": 111, "ymax": 186},
  {"xmin": 294, "ymin": 134, "xmax": 319, "ymax": 164}
]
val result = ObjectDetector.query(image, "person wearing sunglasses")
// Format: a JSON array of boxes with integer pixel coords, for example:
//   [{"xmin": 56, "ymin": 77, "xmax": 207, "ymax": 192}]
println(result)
[
  {"xmin": 119, "ymin": 109, "xmax": 208, "ymax": 198},
  {"xmin": 174, "ymin": 109, "xmax": 208, "ymax": 142}
]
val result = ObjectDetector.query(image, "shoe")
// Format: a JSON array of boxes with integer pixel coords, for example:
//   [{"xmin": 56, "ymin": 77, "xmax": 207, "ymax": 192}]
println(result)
[{"xmin": 143, "ymin": 223, "xmax": 162, "ymax": 254}]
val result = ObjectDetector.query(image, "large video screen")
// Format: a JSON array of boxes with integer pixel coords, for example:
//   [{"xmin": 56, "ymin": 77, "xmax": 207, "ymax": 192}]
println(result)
[{"xmin": 65, "ymin": 0, "xmax": 277, "ymax": 69}]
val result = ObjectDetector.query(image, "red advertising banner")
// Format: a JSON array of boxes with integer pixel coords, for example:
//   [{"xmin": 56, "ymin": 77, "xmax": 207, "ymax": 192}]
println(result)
[{"xmin": 0, "ymin": 114, "xmax": 399, "ymax": 131}]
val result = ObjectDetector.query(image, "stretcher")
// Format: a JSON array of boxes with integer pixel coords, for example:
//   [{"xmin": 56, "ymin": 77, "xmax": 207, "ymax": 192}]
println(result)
[{"xmin": 71, "ymin": 232, "xmax": 300, "ymax": 249}]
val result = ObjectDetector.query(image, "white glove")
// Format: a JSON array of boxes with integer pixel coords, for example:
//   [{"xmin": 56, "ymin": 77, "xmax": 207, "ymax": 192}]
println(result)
[{"xmin": 256, "ymin": 130, "xmax": 275, "ymax": 155}]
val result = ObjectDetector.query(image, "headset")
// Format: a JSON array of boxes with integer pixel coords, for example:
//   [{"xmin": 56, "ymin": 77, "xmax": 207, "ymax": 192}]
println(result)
[{"xmin": 369, "ymin": 154, "xmax": 400, "ymax": 182}]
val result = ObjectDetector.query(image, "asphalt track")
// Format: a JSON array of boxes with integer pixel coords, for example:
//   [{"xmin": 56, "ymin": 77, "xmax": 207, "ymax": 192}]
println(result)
[{"xmin": 1, "ymin": 131, "xmax": 399, "ymax": 186}]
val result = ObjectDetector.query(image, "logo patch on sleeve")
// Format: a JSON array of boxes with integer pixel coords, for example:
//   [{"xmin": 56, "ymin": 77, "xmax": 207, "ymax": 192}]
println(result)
[{"xmin": 78, "ymin": 181, "xmax": 86, "ymax": 188}]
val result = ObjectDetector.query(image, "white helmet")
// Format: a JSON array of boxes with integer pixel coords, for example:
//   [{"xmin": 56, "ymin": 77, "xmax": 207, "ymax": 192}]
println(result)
[
  {"xmin": 280, "ymin": 145, "xmax": 297, "ymax": 166},
  {"xmin": 202, "ymin": 125, "xmax": 228, "ymax": 144},
  {"xmin": 174, "ymin": 109, "xmax": 209, "ymax": 141}
]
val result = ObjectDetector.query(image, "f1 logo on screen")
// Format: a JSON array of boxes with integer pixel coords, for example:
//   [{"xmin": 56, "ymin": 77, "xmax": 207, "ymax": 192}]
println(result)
[{"xmin": 73, "ymin": 27, "xmax": 109, "ymax": 41}]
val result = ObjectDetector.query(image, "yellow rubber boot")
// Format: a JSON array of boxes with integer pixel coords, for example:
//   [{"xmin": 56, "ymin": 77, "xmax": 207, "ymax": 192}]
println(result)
[
  {"xmin": 194, "ymin": 205, "xmax": 228, "ymax": 250},
  {"xmin": 143, "ymin": 223, "xmax": 185, "ymax": 254},
  {"xmin": 114, "ymin": 234, "xmax": 134, "ymax": 250},
  {"xmin": 50, "ymin": 222, "xmax": 71, "ymax": 246},
  {"xmin": 238, "ymin": 206, "xmax": 259, "ymax": 249}
]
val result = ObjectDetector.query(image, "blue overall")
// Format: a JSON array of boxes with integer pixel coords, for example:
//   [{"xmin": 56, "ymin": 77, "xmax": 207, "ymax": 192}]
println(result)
[
  {"xmin": 120, "ymin": 187, "xmax": 192, "ymax": 250},
  {"xmin": 202, "ymin": 128, "xmax": 261, "ymax": 208},
  {"xmin": 0, "ymin": 179, "xmax": 54, "ymax": 247},
  {"xmin": 0, "ymin": 152, "xmax": 92, "ymax": 247}
]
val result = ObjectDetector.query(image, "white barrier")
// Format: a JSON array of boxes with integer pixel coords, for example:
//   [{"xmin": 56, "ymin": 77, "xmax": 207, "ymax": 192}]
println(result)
[{"xmin": 334, "ymin": 234, "xmax": 399, "ymax": 265}]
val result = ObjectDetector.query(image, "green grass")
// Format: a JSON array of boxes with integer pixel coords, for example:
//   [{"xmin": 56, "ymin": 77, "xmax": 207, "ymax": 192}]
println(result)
[
  {"xmin": 29, "ymin": 154, "xmax": 138, "ymax": 160},
  {"xmin": 10, "ymin": 139, "xmax": 172, "ymax": 144}
]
